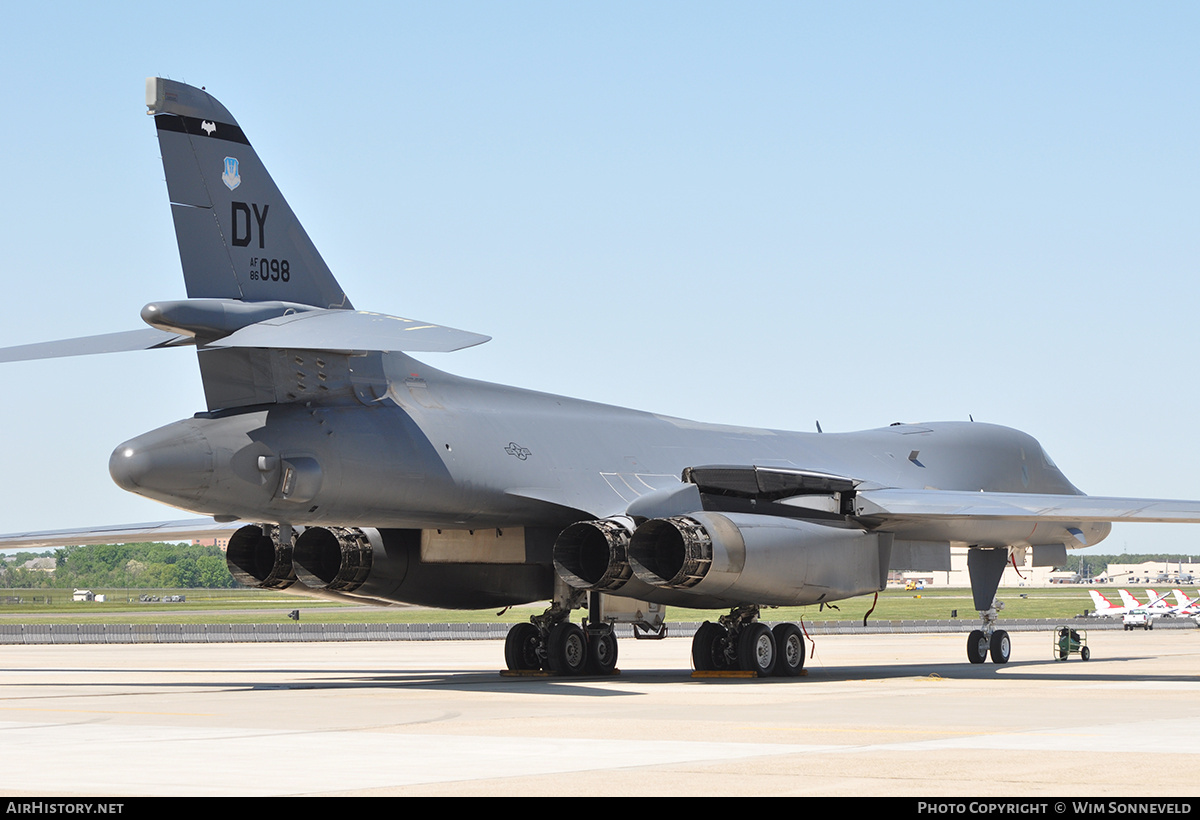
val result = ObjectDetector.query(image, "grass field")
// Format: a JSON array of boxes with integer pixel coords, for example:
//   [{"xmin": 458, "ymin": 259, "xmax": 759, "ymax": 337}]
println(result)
[{"xmin": 0, "ymin": 585, "xmax": 1107, "ymax": 625}]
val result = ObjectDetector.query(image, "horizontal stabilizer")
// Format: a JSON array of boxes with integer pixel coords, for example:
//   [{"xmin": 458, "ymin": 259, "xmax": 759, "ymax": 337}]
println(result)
[
  {"xmin": 0, "ymin": 328, "xmax": 190, "ymax": 363},
  {"xmin": 206, "ymin": 309, "xmax": 491, "ymax": 353},
  {"xmin": 0, "ymin": 308, "xmax": 489, "ymax": 363},
  {"xmin": 855, "ymin": 489, "xmax": 1200, "ymax": 524},
  {"xmin": 0, "ymin": 518, "xmax": 240, "ymax": 550}
]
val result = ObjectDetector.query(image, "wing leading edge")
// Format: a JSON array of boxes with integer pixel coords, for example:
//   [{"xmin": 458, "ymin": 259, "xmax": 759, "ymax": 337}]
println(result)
[
  {"xmin": 0, "ymin": 519, "xmax": 240, "ymax": 550},
  {"xmin": 855, "ymin": 489, "xmax": 1200, "ymax": 524},
  {"xmin": 854, "ymin": 488, "xmax": 1200, "ymax": 548}
]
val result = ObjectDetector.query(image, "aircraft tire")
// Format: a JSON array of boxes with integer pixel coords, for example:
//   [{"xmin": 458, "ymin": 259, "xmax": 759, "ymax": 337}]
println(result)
[
  {"xmin": 738, "ymin": 622, "xmax": 776, "ymax": 677},
  {"xmin": 585, "ymin": 628, "xmax": 619, "ymax": 675},
  {"xmin": 504, "ymin": 623, "xmax": 542, "ymax": 671},
  {"xmin": 989, "ymin": 629, "xmax": 1011, "ymax": 664},
  {"xmin": 967, "ymin": 630, "xmax": 988, "ymax": 664},
  {"xmin": 692, "ymin": 621, "xmax": 730, "ymax": 671},
  {"xmin": 772, "ymin": 623, "xmax": 805, "ymax": 677},
  {"xmin": 546, "ymin": 622, "xmax": 588, "ymax": 676}
]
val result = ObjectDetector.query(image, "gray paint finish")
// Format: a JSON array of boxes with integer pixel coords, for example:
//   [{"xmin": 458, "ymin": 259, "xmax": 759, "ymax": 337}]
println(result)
[{"xmin": 5, "ymin": 79, "xmax": 1200, "ymax": 621}]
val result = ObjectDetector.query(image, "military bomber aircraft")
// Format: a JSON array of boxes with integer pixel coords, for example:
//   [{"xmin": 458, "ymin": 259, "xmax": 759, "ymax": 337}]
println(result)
[{"xmin": 5, "ymin": 78, "xmax": 1200, "ymax": 677}]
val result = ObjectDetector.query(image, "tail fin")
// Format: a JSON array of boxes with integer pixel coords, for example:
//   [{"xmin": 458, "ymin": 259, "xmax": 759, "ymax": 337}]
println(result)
[
  {"xmin": 146, "ymin": 78, "xmax": 351, "ymax": 310},
  {"xmin": 1089, "ymin": 590, "xmax": 1115, "ymax": 612},
  {"xmin": 1118, "ymin": 589, "xmax": 1140, "ymax": 607}
]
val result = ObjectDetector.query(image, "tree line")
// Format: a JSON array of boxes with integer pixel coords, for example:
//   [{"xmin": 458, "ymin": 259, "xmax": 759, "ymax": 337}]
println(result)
[{"xmin": 0, "ymin": 542, "xmax": 238, "ymax": 589}]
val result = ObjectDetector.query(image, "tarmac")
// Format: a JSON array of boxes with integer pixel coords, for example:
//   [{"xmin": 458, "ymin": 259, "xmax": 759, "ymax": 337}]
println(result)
[{"xmin": 2, "ymin": 627, "xmax": 1199, "ymax": 797}]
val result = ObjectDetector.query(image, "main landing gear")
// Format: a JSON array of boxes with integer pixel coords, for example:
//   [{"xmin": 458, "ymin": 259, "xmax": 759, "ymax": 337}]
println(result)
[
  {"xmin": 503, "ymin": 590, "xmax": 622, "ymax": 676},
  {"xmin": 692, "ymin": 605, "xmax": 807, "ymax": 677}
]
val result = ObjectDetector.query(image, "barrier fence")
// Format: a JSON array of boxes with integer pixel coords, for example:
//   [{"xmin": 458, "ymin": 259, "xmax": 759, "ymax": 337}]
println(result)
[{"xmin": 0, "ymin": 617, "xmax": 1181, "ymax": 644}]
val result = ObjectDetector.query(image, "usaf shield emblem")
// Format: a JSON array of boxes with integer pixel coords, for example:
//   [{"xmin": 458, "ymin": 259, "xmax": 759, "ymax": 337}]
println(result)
[{"xmin": 221, "ymin": 157, "xmax": 241, "ymax": 191}]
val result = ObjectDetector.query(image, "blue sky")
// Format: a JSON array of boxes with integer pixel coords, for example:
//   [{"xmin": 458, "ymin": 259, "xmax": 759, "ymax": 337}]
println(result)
[{"xmin": 1, "ymin": 3, "xmax": 1198, "ymax": 555}]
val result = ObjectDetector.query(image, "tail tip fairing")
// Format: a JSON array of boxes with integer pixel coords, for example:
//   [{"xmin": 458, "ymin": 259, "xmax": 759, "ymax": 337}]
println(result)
[{"xmin": 145, "ymin": 77, "xmax": 237, "ymax": 123}]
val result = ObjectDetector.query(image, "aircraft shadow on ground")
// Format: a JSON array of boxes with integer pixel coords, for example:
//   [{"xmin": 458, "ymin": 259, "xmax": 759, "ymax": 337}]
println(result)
[{"xmin": 7, "ymin": 652, "xmax": 1194, "ymax": 697}]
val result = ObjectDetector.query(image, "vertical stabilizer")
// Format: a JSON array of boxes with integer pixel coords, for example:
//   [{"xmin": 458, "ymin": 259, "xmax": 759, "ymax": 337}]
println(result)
[{"xmin": 147, "ymin": 78, "xmax": 351, "ymax": 309}]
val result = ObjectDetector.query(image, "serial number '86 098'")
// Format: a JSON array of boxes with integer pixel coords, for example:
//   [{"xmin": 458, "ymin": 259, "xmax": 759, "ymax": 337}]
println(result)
[{"xmin": 250, "ymin": 258, "xmax": 290, "ymax": 282}]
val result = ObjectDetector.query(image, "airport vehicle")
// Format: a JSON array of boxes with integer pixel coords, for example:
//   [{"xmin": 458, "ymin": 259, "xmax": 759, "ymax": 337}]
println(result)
[
  {"xmin": 1123, "ymin": 609, "xmax": 1151, "ymax": 629},
  {"xmin": 6, "ymin": 79, "xmax": 1200, "ymax": 675},
  {"xmin": 1053, "ymin": 626, "xmax": 1089, "ymax": 661}
]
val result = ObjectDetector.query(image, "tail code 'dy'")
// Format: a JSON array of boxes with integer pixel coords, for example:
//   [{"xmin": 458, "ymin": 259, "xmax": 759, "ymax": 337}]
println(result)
[{"xmin": 146, "ymin": 78, "xmax": 351, "ymax": 310}]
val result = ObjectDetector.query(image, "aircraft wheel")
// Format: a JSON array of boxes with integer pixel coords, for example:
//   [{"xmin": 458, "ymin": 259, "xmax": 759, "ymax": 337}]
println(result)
[
  {"xmin": 989, "ymin": 629, "xmax": 1011, "ymax": 664},
  {"xmin": 772, "ymin": 623, "xmax": 805, "ymax": 677},
  {"xmin": 692, "ymin": 621, "xmax": 731, "ymax": 671},
  {"xmin": 1081, "ymin": 646, "xmax": 1090, "ymax": 661},
  {"xmin": 967, "ymin": 629, "xmax": 988, "ymax": 664},
  {"xmin": 585, "ymin": 628, "xmax": 619, "ymax": 675},
  {"xmin": 546, "ymin": 622, "xmax": 588, "ymax": 676},
  {"xmin": 738, "ymin": 622, "xmax": 776, "ymax": 677},
  {"xmin": 504, "ymin": 623, "xmax": 542, "ymax": 671}
]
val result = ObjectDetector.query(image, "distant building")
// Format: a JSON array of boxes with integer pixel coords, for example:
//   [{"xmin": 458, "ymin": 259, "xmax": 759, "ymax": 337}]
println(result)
[
  {"xmin": 1098, "ymin": 560, "xmax": 1198, "ymax": 586},
  {"xmin": 890, "ymin": 551, "xmax": 1200, "ymax": 589},
  {"xmin": 891, "ymin": 546, "xmax": 1064, "ymax": 589},
  {"xmin": 21, "ymin": 557, "xmax": 56, "ymax": 572},
  {"xmin": 192, "ymin": 537, "xmax": 230, "ymax": 551}
]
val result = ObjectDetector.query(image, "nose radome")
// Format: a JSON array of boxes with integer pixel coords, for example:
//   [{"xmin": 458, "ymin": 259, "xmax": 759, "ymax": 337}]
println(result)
[{"xmin": 109, "ymin": 420, "xmax": 215, "ymax": 500}]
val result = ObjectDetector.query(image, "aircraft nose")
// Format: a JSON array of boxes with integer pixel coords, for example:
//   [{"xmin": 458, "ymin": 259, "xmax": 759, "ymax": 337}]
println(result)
[{"xmin": 109, "ymin": 420, "xmax": 215, "ymax": 500}]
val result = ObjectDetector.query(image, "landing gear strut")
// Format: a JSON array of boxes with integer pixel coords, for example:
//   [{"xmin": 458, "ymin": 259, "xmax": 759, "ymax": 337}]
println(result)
[
  {"xmin": 692, "ymin": 605, "xmax": 806, "ymax": 677},
  {"xmin": 966, "ymin": 548, "xmax": 1012, "ymax": 665},
  {"xmin": 502, "ymin": 587, "xmax": 620, "ymax": 676}
]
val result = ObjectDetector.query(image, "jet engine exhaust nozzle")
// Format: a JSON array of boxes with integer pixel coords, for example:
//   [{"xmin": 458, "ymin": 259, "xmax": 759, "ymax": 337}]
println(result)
[
  {"xmin": 552, "ymin": 517, "xmax": 635, "ymax": 592},
  {"xmin": 293, "ymin": 526, "xmax": 373, "ymax": 593},
  {"xmin": 628, "ymin": 516, "xmax": 713, "ymax": 589},
  {"xmin": 226, "ymin": 524, "xmax": 296, "ymax": 590}
]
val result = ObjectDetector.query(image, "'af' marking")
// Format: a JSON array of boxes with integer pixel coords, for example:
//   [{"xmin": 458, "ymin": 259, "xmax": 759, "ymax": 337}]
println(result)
[{"xmin": 232, "ymin": 201, "xmax": 269, "ymax": 249}]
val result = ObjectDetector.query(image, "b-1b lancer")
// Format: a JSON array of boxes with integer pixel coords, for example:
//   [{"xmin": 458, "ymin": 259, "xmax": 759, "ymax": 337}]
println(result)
[{"xmin": 6, "ymin": 78, "xmax": 1200, "ymax": 676}]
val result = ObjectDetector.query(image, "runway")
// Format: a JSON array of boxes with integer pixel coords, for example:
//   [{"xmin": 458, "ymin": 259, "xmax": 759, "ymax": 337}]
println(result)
[{"xmin": 2, "ymin": 628, "xmax": 1199, "ymax": 796}]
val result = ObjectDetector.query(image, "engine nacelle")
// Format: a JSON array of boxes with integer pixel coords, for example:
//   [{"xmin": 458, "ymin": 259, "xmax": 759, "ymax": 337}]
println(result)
[
  {"xmin": 229, "ymin": 524, "xmax": 554, "ymax": 608},
  {"xmin": 628, "ymin": 512, "xmax": 892, "ymax": 607}
]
